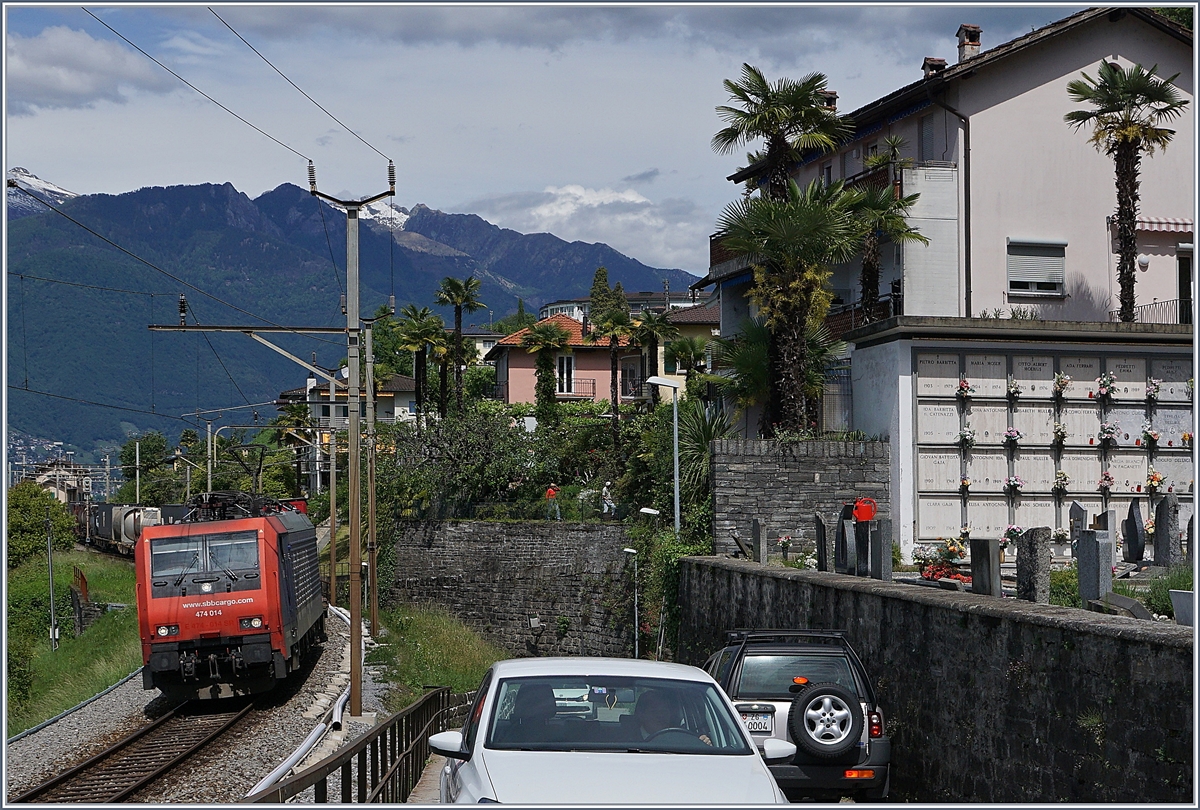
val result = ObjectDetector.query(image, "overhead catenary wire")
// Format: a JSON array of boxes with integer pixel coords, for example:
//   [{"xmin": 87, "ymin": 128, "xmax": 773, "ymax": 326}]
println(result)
[
  {"xmin": 8, "ymin": 386, "xmax": 200, "ymax": 426},
  {"xmin": 190, "ymin": 307, "xmax": 252, "ymax": 407},
  {"xmin": 9, "ymin": 185, "xmax": 343, "ymax": 345},
  {"xmin": 7, "ymin": 271, "xmax": 165, "ymax": 297},
  {"xmin": 81, "ymin": 7, "xmax": 310, "ymax": 163},
  {"xmin": 208, "ymin": 7, "xmax": 391, "ymax": 163}
]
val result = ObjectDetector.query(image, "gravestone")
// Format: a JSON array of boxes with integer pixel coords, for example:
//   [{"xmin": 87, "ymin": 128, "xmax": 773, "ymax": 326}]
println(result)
[
  {"xmin": 870, "ymin": 518, "xmax": 893, "ymax": 581},
  {"xmin": 834, "ymin": 504, "xmax": 855, "ymax": 574},
  {"xmin": 1090, "ymin": 591, "xmax": 1154, "ymax": 620},
  {"xmin": 1153, "ymin": 493, "xmax": 1181, "ymax": 567},
  {"xmin": 815, "ymin": 515, "xmax": 828, "ymax": 571},
  {"xmin": 854, "ymin": 520, "xmax": 870, "ymax": 577},
  {"xmin": 1069, "ymin": 501, "xmax": 1088, "ymax": 540},
  {"xmin": 1015, "ymin": 526, "xmax": 1051, "ymax": 603},
  {"xmin": 969, "ymin": 537, "xmax": 1002, "ymax": 596},
  {"xmin": 1122, "ymin": 499, "xmax": 1146, "ymax": 562},
  {"xmin": 751, "ymin": 519, "xmax": 762, "ymax": 563},
  {"xmin": 1076, "ymin": 529, "xmax": 1113, "ymax": 603}
]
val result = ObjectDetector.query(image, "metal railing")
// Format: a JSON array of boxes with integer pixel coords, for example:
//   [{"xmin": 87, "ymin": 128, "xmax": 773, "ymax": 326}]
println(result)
[
  {"xmin": 823, "ymin": 292, "xmax": 903, "ymax": 339},
  {"xmin": 1107, "ymin": 298, "xmax": 1192, "ymax": 325},
  {"xmin": 482, "ymin": 382, "xmax": 508, "ymax": 401},
  {"xmin": 621, "ymin": 373, "xmax": 649, "ymax": 400},
  {"xmin": 244, "ymin": 687, "xmax": 473, "ymax": 804},
  {"xmin": 558, "ymin": 377, "xmax": 597, "ymax": 399}
]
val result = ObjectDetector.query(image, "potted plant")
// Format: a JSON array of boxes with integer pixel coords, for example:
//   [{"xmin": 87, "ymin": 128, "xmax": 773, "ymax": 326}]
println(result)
[
  {"xmin": 1140, "ymin": 421, "xmax": 1160, "ymax": 448},
  {"xmin": 1094, "ymin": 370, "xmax": 1118, "ymax": 402},
  {"xmin": 1052, "ymin": 470, "xmax": 1070, "ymax": 496},
  {"xmin": 1097, "ymin": 471, "xmax": 1115, "ymax": 493},
  {"xmin": 1146, "ymin": 377, "xmax": 1162, "ymax": 402},
  {"xmin": 1003, "ymin": 427, "xmax": 1024, "ymax": 447},
  {"xmin": 1051, "ymin": 422, "xmax": 1068, "ymax": 446},
  {"xmin": 1052, "ymin": 372, "xmax": 1072, "ymax": 399},
  {"xmin": 957, "ymin": 425, "xmax": 976, "ymax": 448},
  {"xmin": 956, "ymin": 377, "xmax": 975, "ymax": 400},
  {"xmin": 1004, "ymin": 475, "xmax": 1025, "ymax": 496}
]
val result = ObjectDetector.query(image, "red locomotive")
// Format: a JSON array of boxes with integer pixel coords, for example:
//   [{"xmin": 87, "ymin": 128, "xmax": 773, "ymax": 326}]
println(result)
[{"xmin": 135, "ymin": 491, "xmax": 326, "ymax": 699}]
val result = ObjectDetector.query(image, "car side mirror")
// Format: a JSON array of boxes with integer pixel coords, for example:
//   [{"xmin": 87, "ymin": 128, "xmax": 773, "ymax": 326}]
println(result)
[
  {"xmin": 429, "ymin": 730, "xmax": 470, "ymax": 761},
  {"xmin": 761, "ymin": 737, "xmax": 797, "ymax": 764}
]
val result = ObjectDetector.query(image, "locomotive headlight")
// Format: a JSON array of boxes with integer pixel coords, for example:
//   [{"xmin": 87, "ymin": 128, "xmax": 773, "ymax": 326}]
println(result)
[
  {"xmin": 157, "ymin": 625, "xmax": 169, "ymax": 636},
  {"xmin": 239, "ymin": 616, "xmax": 264, "ymax": 630},
  {"xmin": 155, "ymin": 625, "xmax": 178, "ymax": 637}
]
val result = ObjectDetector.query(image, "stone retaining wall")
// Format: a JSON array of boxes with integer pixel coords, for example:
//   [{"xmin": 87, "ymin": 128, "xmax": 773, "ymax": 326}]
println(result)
[
  {"xmin": 677, "ymin": 556, "xmax": 1192, "ymax": 803},
  {"xmin": 711, "ymin": 440, "xmax": 890, "ymax": 556},
  {"xmin": 386, "ymin": 521, "xmax": 632, "ymax": 658}
]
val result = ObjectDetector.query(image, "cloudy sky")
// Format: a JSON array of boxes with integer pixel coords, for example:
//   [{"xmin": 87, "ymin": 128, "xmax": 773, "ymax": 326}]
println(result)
[{"xmin": 6, "ymin": 3, "xmax": 1087, "ymax": 275}]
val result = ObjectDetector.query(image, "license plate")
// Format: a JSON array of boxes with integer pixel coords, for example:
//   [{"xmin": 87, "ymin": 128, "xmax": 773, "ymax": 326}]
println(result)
[{"xmin": 741, "ymin": 712, "xmax": 773, "ymax": 733}]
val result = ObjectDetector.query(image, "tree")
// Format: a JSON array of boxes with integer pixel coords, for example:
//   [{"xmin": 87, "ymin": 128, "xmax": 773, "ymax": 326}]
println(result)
[
  {"xmin": 709, "ymin": 318, "xmax": 770, "ymax": 433},
  {"xmin": 664, "ymin": 336, "xmax": 709, "ymax": 399},
  {"xmin": 266, "ymin": 403, "xmax": 315, "ymax": 497},
  {"xmin": 586, "ymin": 309, "xmax": 635, "ymax": 449},
  {"xmin": 715, "ymin": 178, "xmax": 859, "ymax": 434},
  {"xmin": 677, "ymin": 400, "xmax": 736, "ymax": 501},
  {"xmin": 632, "ymin": 310, "xmax": 680, "ymax": 406},
  {"xmin": 6, "ymin": 481, "xmax": 75, "ymax": 569},
  {"xmin": 435, "ymin": 275, "xmax": 486, "ymax": 413},
  {"xmin": 396, "ymin": 305, "xmax": 444, "ymax": 415},
  {"xmin": 520, "ymin": 321, "xmax": 572, "ymax": 426},
  {"xmin": 1153, "ymin": 7, "xmax": 1192, "ymax": 29},
  {"xmin": 849, "ymin": 181, "xmax": 928, "ymax": 322},
  {"xmin": 712, "ymin": 63, "xmax": 851, "ymax": 202},
  {"xmin": 800, "ymin": 323, "xmax": 848, "ymax": 431},
  {"xmin": 367, "ymin": 305, "xmax": 415, "ymax": 381},
  {"xmin": 493, "ymin": 299, "xmax": 537, "ymax": 335},
  {"xmin": 1065, "ymin": 61, "xmax": 1188, "ymax": 321}
]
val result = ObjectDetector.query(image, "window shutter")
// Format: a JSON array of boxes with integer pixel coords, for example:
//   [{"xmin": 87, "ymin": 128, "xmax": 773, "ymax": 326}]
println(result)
[{"xmin": 1006, "ymin": 243, "xmax": 1065, "ymax": 284}]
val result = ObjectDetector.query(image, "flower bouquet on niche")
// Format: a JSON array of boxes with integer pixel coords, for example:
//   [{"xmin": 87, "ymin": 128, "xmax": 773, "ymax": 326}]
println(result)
[
  {"xmin": 1146, "ymin": 378, "xmax": 1162, "ymax": 402},
  {"xmin": 960, "ymin": 476, "xmax": 972, "ymax": 493},
  {"xmin": 956, "ymin": 377, "xmax": 975, "ymax": 400},
  {"xmin": 1144, "ymin": 517, "xmax": 1156, "ymax": 536},
  {"xmin": 1004, "ymin": 475, "xmax": 1025, "ymax": 495},
  {"xmin": 1139, "ymin": 421, "xmax": 1160, "ymax": 448},
  {"xmin": 913, "ymin": 538, "xmax": 971, "ymax": 584},
  {"xmin": 1003, "ymin": 427, "xmax": 1024, "ymax": 447},
  {"xmin": 1146, "ymin": 468, "xmax": 1165, "ymax": 494},
  {"xmin": 1052, "ymin": 470, "xmax": 1070, "ymax": 495},
  {"xmin": 1094, "ymin": 370, "xmax": 1117, "ymax": 401},
  {"xmin": 1007, "ymin": 376, "xmax": 1023, "ymax": 400},
  {"xmin": 1052, "ymin": 372, "xmax": 1072, "ymax": 398},
  {"xmin": 1052, "ymin": 422, "xmax": 1069, "ymax": 446},
  {"xmin": 1097, "ymin": 471, "xmax": 1115, "ymax": 493},
  {"xmin": 957, "ymin": 424, "xmax": 976, "ymax": 448},
  {"xmin": 1000, "ymin": 525, "xmax": 1023, "ymax": 549},
  {"xmin": 1052, "ymin": 527, "xmax": 1070, "ymax": 544},
  {"xmin": 1096, "ymin": 422, "xmax": 1119, "ymax": 445},
  {"xmin": 1184, "ymin": 431, "xmax": 1193, "ymax": 448}
]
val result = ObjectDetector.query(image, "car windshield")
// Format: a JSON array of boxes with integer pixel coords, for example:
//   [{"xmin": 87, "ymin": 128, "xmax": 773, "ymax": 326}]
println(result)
[
  {"xmin": 485, "ymin": 676, "xmax": 753, "ymax": 755},
  {"xmin": 736, "ymin": 653, "xmax": 858, "ymax": 699},
  {"xmin": 150, "ymin": 531, "xmax": 259, "ymax": 577}
]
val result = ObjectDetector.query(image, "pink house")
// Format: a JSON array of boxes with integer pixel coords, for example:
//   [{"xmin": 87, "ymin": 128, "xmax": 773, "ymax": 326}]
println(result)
[{"xmin": 484, "ymin": 314, "xmax": 647, "ymax": 405}]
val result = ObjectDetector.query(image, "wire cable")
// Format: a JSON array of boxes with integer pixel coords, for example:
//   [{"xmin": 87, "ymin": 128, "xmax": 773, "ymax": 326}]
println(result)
[
  {"xmin": 19, "ymin": 273, "xmax": 30, "ymax": 389},
  {"xmin": 190, "ymin": 307, "xmax": 252, "ymax": 406},
  {"xmin": 7, "ymin": 271, "xmax": 163, "ymax": 297},
  {"xmin": 315, "ymin": 196, "xmax": 345, "ymax": 295},
  {"xmin": 9, "ymin": 386, "xmax": 199, "ymax": 425},
  {"xmin": 81, "ymin": 8, "xmax": 310, "ymax": 162},
  {"xmin": 208, "ymin": 7, "xmax": 391, "ymax": 162},
  {"xmin": 149, "ymin": 294, "xmax": 156, "ymax": 412},
  {"xmin": 9, "ymin": 185, "xmax": 344, "ymax": 344}
]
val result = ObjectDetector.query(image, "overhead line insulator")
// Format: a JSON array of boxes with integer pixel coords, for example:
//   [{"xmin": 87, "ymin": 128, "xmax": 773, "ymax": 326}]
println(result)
[
  {"xmin": 387, "ymin": 161, "xmax": 395, "ymax": 193},
  {"xmin": 308, "ymin": 161, "xmax": 317, "ymax": 194}
]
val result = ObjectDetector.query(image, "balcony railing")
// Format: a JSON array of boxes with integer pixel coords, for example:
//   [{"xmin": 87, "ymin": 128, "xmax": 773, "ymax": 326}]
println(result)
[
  {"xmin": 1108, "ymin": 298, "xmax": 1192, "ymax": 325},
  {"xmin": 558, "ymin": 377, "xmax": 597, "ymax": 399},
  {"xmin": 621, "ymin": 373, "xmax": 651, "ymax": 400},
  {"xmin": 823, "ymin": 292, "xmax": 903, "ymax": 340},
  {"xmin": 482, "ymin": 382, "xmax": 508, "ymax": 401}
]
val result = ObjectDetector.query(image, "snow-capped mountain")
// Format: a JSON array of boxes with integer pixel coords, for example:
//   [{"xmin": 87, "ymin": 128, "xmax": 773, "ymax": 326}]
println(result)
[
  {"xmin": 359, "ymin": 199, "xmax": 409, "ymax": 230},
  {"xmin": 6, "ymin": 167, "xmax": 79, "ymax": 219}
]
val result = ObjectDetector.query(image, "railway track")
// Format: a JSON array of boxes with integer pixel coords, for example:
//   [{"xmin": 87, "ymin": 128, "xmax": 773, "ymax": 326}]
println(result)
[{"xmin": 10, "ymin": 702, "xmax": 253, "ymax": 803}]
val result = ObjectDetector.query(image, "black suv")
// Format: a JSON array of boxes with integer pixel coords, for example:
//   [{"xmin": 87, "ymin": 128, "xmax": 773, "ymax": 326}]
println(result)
[{"xmin": 703, "ymin": 630, "xmax": 890, "ymax": 802}]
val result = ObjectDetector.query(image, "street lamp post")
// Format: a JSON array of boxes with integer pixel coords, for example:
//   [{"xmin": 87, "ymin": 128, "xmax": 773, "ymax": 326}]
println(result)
[
  {"xmin": 623, "ymin": 547, "xmax": 638, "ymax": 659},
  {"xmin": 645, "ymin": 376, "xmax": 681, "ymax": 535}
]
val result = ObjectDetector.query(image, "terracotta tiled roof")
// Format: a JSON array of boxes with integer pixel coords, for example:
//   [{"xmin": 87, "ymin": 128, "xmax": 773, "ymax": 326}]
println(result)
[
  {"xmin": 666, "ymin": 302, "xmax": 720, "ymax": 325},
  {"xmin": 494, "ymin": 314, "xmax": 635, "ymax": 350},
  {"xmin": 278, "ymin": 373, "xmax": 415, "ymax": 400}
]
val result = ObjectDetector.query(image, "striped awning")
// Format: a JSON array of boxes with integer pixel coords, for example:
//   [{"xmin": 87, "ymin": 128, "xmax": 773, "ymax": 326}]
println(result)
[{"xmin": 1136, "ymin": 217, "xmax": 1193, "ymax": 233}]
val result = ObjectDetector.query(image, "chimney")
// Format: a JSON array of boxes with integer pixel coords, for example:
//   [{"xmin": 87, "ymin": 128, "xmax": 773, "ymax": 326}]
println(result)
[
  {"xmin": 957, "ymin": 24, "xmax": 981, "ymax": 62},
  {"xmin": 922, "ymin": 57, "xmax": 947, "ymax": 79},
  {"xmin": 581, "ymin": 313, "xmax": 589, "ymax": 335},
  {"xmin": 818, "ymin": 89, "xmax": 838, "ymax": 110}
]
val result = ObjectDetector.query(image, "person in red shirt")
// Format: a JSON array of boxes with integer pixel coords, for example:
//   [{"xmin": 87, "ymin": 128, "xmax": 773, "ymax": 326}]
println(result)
[{"xmin": 545, "ymin": 483, "xmax": 561, "ymax": 521}]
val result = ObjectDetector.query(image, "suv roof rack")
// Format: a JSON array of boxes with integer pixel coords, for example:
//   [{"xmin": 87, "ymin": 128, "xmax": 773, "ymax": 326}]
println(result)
[{"xmin": 723, "ymin": 629, "xmax": 850, "ymax": 644}]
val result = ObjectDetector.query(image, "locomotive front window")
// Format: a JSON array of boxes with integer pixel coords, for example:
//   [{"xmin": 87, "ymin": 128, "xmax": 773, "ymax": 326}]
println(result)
[
  {"xmin": 207, "ymin": 531, "xmax": 260, "ymax": 571},
  {"xmin": 150, "ymin": 531, "xmax": 259, "ymax": 578},
  {"xmin": 151, "ymin": 535, "xmax": 205, "ymax": 577}
]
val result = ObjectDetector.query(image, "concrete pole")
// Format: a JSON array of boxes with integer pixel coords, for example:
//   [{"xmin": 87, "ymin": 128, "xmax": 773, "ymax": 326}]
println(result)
[
  {"xmin": 365, "ymin": 323, "xmax": 379, "ymax": 637},
  {"xmin": 672, "ymin": 395, "xmax": 680, "ymax": 536},
  {"xmin": 135, "ymin": 441, "xmax": 140, "ymax": 504},
  {"xmin": 329, "ymin": 376, "xmax": 338, "ymax": 608},
  {"xmin": 346, "ymin": 205, "xmax": 364, "ymax": 716},
  {"xmin": 46, "ymin": 507, "xmax": 58, "ymax": 651},
  {"xmin": 205, "ymin": 422, "xmax": 213, "ymax": 492}
]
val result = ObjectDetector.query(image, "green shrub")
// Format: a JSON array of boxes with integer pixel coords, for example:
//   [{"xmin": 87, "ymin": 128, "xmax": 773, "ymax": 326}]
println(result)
[
  {"xmin": 7, "ymin": 634, "xmax": 35, "ymax": 709},
  {"xmin": 1050, "ymin": 566, "xmax": 1082, "ymax": 609},
  {"xmin": 1146, "ymin": 565, "xmax": 1194, "ymax": 618},
  {"xmin": 892, "ymin": 542, "xmax": 902, "ymax": 568}
]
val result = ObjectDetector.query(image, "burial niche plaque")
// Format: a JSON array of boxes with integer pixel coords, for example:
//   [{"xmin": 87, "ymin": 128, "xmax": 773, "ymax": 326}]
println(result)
[
  {"xmin": 1013, "ymin": 355, "xmax": 1054, "ymax": 399},
  {"xmin": 965, "ymin": 354, "xmax": 1007, "ymax": 398},
  {"xmin": 917, "ymin": 401, "xmax": 961, "ymax": 444},
  {"xmin": 1060, "ymin": 357, "xmax": 1099, "ymax": 400},
  {"xmin": 916, "ymin": 353, "xmax": 960, "ymax": 397}
]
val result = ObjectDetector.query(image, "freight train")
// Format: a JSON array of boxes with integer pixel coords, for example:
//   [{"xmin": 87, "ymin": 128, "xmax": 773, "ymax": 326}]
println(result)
[{"xmin": 135, "ymin": 491, "xmax": 325, "ymax": 699}]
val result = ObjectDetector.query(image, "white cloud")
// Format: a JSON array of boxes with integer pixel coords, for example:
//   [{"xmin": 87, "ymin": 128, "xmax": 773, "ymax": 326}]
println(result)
[
  {"xmin": 458, "ymin": 185, "xmax": 709, "ymax": 273},
  {"xmin": 6, "ymin": 26, "xmax": 176, "ymax": 115}
]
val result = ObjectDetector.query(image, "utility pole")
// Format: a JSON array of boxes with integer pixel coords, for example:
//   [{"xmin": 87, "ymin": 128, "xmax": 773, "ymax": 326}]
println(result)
[
  {"xmin": 103, "ymin": 455, "xmax": 110, "ymax": 501},
  {"xmin": 309, "ymin": 161, "xmax": 395, "ymax": 717},
  {"xmin": 46, "ymin": 507, "xmax": 58, "ymax": 651},
  {"xmin": 135, "ymin": 440, "xmax": 140, "ymax": 504},
  {"xmin": 328, "ymin": 374, "xmax": 338, "ymax": 608},
  {"xmin": 364, "ymin": 321, "xmax": 379, "ymax": 637}
]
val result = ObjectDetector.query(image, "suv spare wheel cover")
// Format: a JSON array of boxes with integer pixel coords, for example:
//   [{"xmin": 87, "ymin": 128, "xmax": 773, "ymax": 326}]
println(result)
[{"xmin": 787, "ymin": 681, "xmax": 864, "ymax": 759}]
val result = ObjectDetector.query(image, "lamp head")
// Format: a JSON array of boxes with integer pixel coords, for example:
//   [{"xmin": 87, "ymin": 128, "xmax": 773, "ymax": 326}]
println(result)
[
  {"xmin": 644, "ymin": 375, "xmax": 680, "ymax": 389},
  {"xmin": 623, "ymin": 547, "xmax": 637, "ymax": 555}
]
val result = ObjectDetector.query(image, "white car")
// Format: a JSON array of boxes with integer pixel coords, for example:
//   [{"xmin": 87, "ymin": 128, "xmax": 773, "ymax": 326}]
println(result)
[{"xmin": 430, "ymin": 657, "xmax": 796, "ymax": 804}]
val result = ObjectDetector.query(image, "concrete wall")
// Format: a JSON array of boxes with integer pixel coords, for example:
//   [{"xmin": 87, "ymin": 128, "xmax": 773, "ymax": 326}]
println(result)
[
  {"xmin": 676, "ymin": 557, "xmax": 1193, "ymax": 803},
  {"xmin": 385, "ymin": 520, "xmax": 633, "ymax": 658},
  {"xmin": 710, "ymin": 440, "xmax": 891, "ymax": 556}
]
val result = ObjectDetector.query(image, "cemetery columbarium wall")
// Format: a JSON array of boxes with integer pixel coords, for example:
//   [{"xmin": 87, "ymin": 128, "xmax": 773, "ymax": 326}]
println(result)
[
  {"xmin": 677, "ymin": 556, "xmax": 1193, "ymax": 803},
  {"xmin": 385, "ymin": 521, "xmax": 632, "ymax": 658}
]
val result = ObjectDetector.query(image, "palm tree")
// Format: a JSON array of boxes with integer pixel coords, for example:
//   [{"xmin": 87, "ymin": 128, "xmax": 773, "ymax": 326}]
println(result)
[
  {"xmin": 664, "ymin": 336, "xmax": 708, "ymax": 397},
  {"xmin": 266, "ymin": 404, "xmax": 314, "ymax": 497},
  {"xmin": 520, "ymin": 321, "xmax": 572, "ymax": 425},
  {"xmin": 396, "ymin": 305, "xmax": 443, "ymax": 415},
  {"xmin": 435, "ymin": 276, "xmax": 486, "ymax": 412},
  {"xmin": 850, "ymin": 183, "xmax": 928, "ymax": 322},
  {"xmin": 709, "ymin": 318, "xmax": 770, "ymax": 434},
  {"xmin": 586, "ymin": 309, "xmax": 635, "ymax": 449},
  {"xmin": 678, "ymin": 400, "xmax": 736, "ymax": 501},
  {"xmin": 632, "ymin": 310, "xmax": 680, "ymax": 406},
  {"xmin": 800, "ymin": 323, "xmax": 848, "ymax": 432},
  {"xmin": 425, "ymin": 330, "xmax": 450, "ymax": 418},
  {"xmin": 1065, "ymin": 61, "xmax": 1188, "ymax": 322},
  {"xmin": 712, "ymin": 63, "xmax": 851, "ymax": 201},
  {"xmin": 715, "ymin": 178, "xmax": 859, "ymax": 434}
]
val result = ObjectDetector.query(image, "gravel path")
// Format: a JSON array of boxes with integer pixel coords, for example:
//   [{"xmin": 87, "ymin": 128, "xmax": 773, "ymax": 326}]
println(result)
[{"xmin": 4, "ymin": 609, "xmax": 391, "ymax": 804}]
